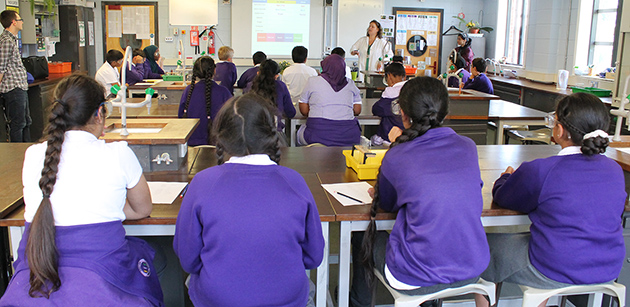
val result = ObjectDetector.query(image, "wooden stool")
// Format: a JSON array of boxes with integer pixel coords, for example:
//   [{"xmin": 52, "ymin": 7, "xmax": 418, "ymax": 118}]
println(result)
[
  {"xmin": 520, "ymin": 283, "xmax": 626, "ymax": 307},
  {"xmin": 375, "ymin": 271, "xmax": 496, "ymax": 307},
  {"xmin": 506, "ymin": 128, "xmax": 552, "ymax": 145}
]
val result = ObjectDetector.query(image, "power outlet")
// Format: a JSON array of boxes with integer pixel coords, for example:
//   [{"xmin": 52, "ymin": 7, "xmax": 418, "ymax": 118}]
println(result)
[
  {"xmin": 165, "ymin": 37, "xmax": 174, "ymax": 42},
  {"xmin": 173, "ymin": 28, "xmax": 179, "ymax": 36}
]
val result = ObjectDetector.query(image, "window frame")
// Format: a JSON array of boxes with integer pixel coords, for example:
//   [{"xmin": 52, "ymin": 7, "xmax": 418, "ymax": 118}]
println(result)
[
  {"xmin": 588, "ymin": 0, "xmax": 621, "ymax": 69},
  {"xmin": 503, "ymin": 0, "xmax": 529, "ymax": 66}
]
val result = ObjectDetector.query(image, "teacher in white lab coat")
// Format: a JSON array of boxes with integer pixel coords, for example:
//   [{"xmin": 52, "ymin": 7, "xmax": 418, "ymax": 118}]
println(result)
[{"xmin": 350, "ymin": 20, "xmax": 393, "ymax": 81}]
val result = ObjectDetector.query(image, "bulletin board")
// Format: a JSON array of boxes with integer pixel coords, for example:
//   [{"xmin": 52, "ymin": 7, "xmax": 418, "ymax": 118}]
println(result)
[
  {"xmin": 393, "ymin": 8, "xmax": 443, "ymax": 77},
  {"xmin": 101, "ymin": 2, "xmax": 159, "ymax": 56}
]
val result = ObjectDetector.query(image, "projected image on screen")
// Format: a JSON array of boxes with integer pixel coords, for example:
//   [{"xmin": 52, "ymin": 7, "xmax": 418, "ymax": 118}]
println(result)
[{"xmin": 252, "ymin": 0, "xmax": 310, "ymax": 56}]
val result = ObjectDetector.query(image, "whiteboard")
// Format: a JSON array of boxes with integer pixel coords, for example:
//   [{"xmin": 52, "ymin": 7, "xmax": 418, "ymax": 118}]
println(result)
[
  {"xmin": 169, "ymin": 0, "xmax": 218, "ymax": 26},
  {"xmin": 337, "ymin": 0, "xmax": 385, "ymax": 60},
  {"xmin": 231, "ymin": 0, "xmax": 324, "ymax": 59}
]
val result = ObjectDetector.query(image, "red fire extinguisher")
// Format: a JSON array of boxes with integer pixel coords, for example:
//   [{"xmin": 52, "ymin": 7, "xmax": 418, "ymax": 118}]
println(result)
[{"xmin": 208, "ymin": 30, "xmax": 215, "ymax": 56}]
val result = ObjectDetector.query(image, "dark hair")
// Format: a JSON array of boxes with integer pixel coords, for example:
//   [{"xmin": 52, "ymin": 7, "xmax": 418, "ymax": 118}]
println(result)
[
  {"xmin": 471, "ymin": 58, "xmax": 486, "ymax": 73},
  {"xmin": 391, "ymin": 55, "xmax": 404, "ymax": 63},
  {"xmin": 105, "ymin": 50, "xmax": 124, "ymax": 64},
  {"xmin": 384, "ymin": 62, "xmax": 406, "ymax": 78},
  {"xmin": 1, "ymin": 10, "xmax": 18, "ymax": 29},
  {"xmin": 331, "ymin": 47, "xmax": 346, "ymax": 58},
  {"xmin": 449, "ymin": 51, "xmax": 466, "ymax": 70},
  {"xmin": 360, "ymin": 77, "xmax": 449, "ymax": 287},
  {"xmin": 27, "ymin": 74, "xmax": 105, "ymax": 298},
  {"xmin": 458, "ymin": 33, "xmax": 472, "ymax": 49},
  {"xmin": 292, "ymin": 46, "xmax": 308, "ymax": 63},
  {"xmin": 182, "ymin": 56, "xmax": 216, "ymax": 143},
  {"xmin": 132, "ymin": 48, "xmax": 145, "ymax": 58},
  {"xmin": 212, "ymin": 93, "xmax": 282, "ymax": 164},
  {"xmin": 366, "ymin": 20, "xmax": 383, "ymax": 38},
  {"xmin": 252, "ymin": 59, "xmax": 279, "ymax": 107},
  {"xmin": 556, "ymin": 92, "xmax": 610, "ymax": 156},
  {"xmin": 252, "ymin": 51, "xmax": 267, "ymax": 65}
]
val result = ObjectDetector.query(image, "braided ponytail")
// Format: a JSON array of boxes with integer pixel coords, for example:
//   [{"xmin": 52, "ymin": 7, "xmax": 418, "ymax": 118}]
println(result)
[
  {"xmin": 25, "ymin": 74, "xmax": 105, "ymax": 298},
  {"xmin": 182, "ymin": 77, "xmax": 197, "ymax": 118},
  {"xmin": 556, "ymin": 92, "xmax": 611, "ymax": 156},
  {"xmin": 361, "ymin": 77, "xmax": 449, "ymax": 289},
  {"xmin": 204, "ymin": 65, "xmax": 215, "ymax": 144},
  {"xmin": 252, "ymin": 60, "xmax": 279, "ymax": 108}
]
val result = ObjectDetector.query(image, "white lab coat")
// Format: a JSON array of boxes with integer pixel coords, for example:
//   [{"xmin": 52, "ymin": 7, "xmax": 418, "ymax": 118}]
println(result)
[{"xmin": 351, "ymin": 36, "xmax": 393, "ymax": 80}]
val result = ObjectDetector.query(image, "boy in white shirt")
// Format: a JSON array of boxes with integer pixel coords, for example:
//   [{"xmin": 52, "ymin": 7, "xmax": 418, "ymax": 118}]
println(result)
[
  {"xmin": 95, "ymin": 49, "xmax": 123, "ymax": 97},
  {"xmin": 282, "ymin": 46, "xmax": 318, "ymax": 104}
]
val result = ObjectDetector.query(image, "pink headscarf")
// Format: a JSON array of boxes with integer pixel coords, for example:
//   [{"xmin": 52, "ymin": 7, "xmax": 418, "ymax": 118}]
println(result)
[{"xmin": 320, "ymin": 54, "xmax": 349, "ymax": 92}]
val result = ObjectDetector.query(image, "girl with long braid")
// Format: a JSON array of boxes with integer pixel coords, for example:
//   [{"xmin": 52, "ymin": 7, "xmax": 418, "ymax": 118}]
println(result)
[
  {"xmin": 178, "ymin": 56, "xmax": 232, "ymax": 146},
  {"xmin": 246, "ymin": 59, "xmax": 296, "ymax": 132},
  {"xmin": 349, "ymin": 77, "xmax": 489, "ymax": 307},
  {"xmin": 174, "ymin": 93, "xmax": 324, "ymax": 306},
  {"xmin": 0, "ymin": 74, "xmax": 163, "ymax": 306}
]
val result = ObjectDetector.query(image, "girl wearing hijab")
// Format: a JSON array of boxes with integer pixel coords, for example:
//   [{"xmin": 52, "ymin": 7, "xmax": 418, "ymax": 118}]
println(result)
[
  {"xmin": 297, "ymin": 54, "xmax": 362, "ymax": 146},
  {"xmin": 142, "ymin": 45, "xmax": 165, "ymax": 79},
  {"xmin": 455, "ymin": 33, "xmax": 474, "ymax": 72}
]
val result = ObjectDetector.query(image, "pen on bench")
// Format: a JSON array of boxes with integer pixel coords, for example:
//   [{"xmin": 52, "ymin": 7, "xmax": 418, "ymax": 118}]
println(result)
[
  {"xmin": 179, "ymin": 184, "xmax": 189, "ymax": 198},
  {"xmin": 336, "ymin": 191, "xmax": 363, "ymax": 204}
]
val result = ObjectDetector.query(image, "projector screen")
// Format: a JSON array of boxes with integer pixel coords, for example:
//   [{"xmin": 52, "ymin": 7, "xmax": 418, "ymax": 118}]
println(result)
[
  {"xmin": 252, "ymin": 0, "xmax": 310, "ymax": 55},
  {"xmin": 231, "ymin": 0, "xmax": 323, "ymax": 59}
]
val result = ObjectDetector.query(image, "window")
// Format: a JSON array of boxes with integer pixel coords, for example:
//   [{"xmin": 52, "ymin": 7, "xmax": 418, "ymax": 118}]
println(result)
[
  {"xmin": 495, "ymin": 0, "xmax": 529, "ymax": 66},
  {"xmin": 588, "ymin": 0, "xmax": 619, "ymax": 72}
]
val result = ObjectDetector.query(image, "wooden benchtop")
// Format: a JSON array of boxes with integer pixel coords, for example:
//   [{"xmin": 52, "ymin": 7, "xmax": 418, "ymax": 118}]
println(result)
[
  {"xmin": 108, "ymin": 102, "xmax": 179, "ymax": 119},
  {"xmin": 29, "ymin": 71, "xmax": 77, "ymax": 87},
  {"xmin": 102, "ymin": 118, "xmax": 199, "ymax": 145},
  {"xmin": 0, "ymin": 143, "xmax": 32, "ymax": 219},
  {"xmin": 489, "ymin": 75, "xmax": 613, "ymax": 105},
  {"xmin": 150, "ymin": 81, "xmax": 189, "ymax": 90}
]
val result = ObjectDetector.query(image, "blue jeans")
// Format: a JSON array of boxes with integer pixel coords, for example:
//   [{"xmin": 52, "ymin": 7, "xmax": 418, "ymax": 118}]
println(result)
[{"xmin": 2, "ymin": 88, "xmax": 31, "ymax": 142}]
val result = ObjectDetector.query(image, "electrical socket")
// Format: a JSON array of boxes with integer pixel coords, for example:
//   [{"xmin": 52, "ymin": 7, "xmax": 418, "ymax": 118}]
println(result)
[
  {"xmin": 173, "ymin": 28, "xmax": 179, "ymax": 36},
  {"xmin": 165, "ymin": 37, "xmax": 174, "ymax": 42}
]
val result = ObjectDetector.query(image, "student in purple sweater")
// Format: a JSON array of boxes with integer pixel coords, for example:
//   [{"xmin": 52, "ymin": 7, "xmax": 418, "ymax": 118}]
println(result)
[
  {"xmin": 245, "ymin": 59, "xmax": 296, "ymax": 132},
  {"xmin": 463, "ymin": 58, "xmax": 494, "ymax": 94},
  {"xmin": 237, "ymin": 51, "xmax": 266, "ymax": 88},
  {"xmin": 351, "ymin": 77, "xmax": 490, "ymax": 307},
  {"xmin": 370, "ymin": 62, "xmax": 405, "ymax": 146},
  {"xmin": 173, "ymin": 94, "xmax": 325, "ymax": 306},
  {"xmin": 125, "ymin": 48, "xmax": 146, "ymax": 86},
  {"xmin": 214, "ymin": 46, "xmax": 237, "ymax": 94},
  {"xmin": 142, "ymin": 45, "xmax": 165, "ymax": 79},
  {"xmin": 178, "ymin": 56, "xmax": 232, "ymax": 146},
  {"xmin": 447, "ymin": 51, "xmax": 470, "ymax": 88},
  {"xmin": 476, "ymin": 93, "xmax": 626, "ymax": 307},
  {"xmin": 455, "ymin": 33, "xmax": 474, "ymax": 72}
]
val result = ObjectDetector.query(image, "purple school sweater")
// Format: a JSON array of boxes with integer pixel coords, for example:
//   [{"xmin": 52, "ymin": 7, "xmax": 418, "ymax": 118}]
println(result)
[
  {"xmin": 125, "ymin": 63, "xmax": 144, "ymax": 85},
  {"xmin": 1, "ymin": 222, "xmax": 163, "ymax": 306},
  {"xmin": 372, "ymin": 97, "xmax": 403, "ymax": 140},
  {"xmin": 142, "ymin": 61, "xmax": 164, "ymax": 79},
  {"xmin": 178, "ymin": 80, "xmax": 233, "ymax": 146},
  {"xmin": 378, "ymin": 127, "xmax": 490, "ymax": 286},
  {"xmin": 448, "ymin": 69, "xmax": 470, "ymax": 88},
  {"xmin": 243, "ymin": 79, "xmax": 296, "ymax": 131},
  {"xmin": 237, "ymin": 66, "xmax": 259, "ymax": 88},
  {"xmin": 214, "ymin": 61, "xmax": 237, "ymax": 94},
  {"xmin": 463, "ymin": 73, "xmax": 494, "ymax": 94},
  {"xmin": 492, "ymin": 153, "xmax": 626, "ymax": 284},
  {"xmin": 173, "ymin": 163, "xmax": 325, "ymax": 306}
]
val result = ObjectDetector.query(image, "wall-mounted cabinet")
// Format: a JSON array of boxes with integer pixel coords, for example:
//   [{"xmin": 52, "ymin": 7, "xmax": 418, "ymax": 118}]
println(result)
[{"xmin": 18, "ymin": 0, "xmax": 60, "ymax": 47}]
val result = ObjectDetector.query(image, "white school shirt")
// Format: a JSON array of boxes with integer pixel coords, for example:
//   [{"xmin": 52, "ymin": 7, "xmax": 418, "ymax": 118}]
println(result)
[
  {"xmin": 22, "ymin": 130, "xmax": 143, "ymax": 226},
  {"xmin": 282, "ymin": 63, "xmax": 318, "ymax": 104},
  {"xmin": 95, "ymin": 61, "xmax": 119, "ymax": 96},
  {"xmin": 350, "ymin": 36, "xmax": 393, "ymax": 79}
]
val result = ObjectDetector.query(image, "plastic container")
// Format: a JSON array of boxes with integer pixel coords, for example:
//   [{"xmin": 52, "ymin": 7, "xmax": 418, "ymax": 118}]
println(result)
[
  {"xmin": 404, "ymin": 65, "xmax": 416, "ymax": 75},
  {"xmin": 162, "ymin": 74, "xmax": 184, "ymax": 81},
  {"xmin": 342, "ymin": 148, "xmax": 387, "ymax": 180},
  {"xmin": 570, "ymin": 86, "xmax": 612, "ymax": 97},
  {"xmin": 48, "ymin": 62, "xmax": 72, "ymax": 74}
]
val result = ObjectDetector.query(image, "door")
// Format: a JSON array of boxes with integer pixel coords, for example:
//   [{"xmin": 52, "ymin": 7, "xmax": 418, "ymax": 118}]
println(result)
[{"xmin": 393, "ymin": 8, "xmax": 443, "ymax": 77}]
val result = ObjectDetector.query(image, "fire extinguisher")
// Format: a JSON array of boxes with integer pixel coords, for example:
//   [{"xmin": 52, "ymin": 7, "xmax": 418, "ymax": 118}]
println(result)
[{"xmin": 208, "ymin": 30, "xmax": 215, "ymax": 56}]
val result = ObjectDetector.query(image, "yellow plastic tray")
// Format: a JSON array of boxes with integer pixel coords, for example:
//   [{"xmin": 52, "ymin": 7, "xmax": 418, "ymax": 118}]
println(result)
[{"xmin": 342, "ymin": 148, "xmax": 387, "ymax": 180}]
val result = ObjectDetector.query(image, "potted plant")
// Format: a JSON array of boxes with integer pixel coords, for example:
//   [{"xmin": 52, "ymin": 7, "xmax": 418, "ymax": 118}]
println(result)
[{"xmin": 452, "ymin": 16, "xmax": 494, "ymax": 34}]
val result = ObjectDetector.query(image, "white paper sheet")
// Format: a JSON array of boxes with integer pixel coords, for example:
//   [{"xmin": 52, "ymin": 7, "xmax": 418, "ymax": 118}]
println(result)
[
  {"xmin": 122, "ymin": 7, "xmax": 136, "ymax": 35},
  {"xmin": 88, "ymin": 21, "xmax": 95, "ymax": 46},
  {"xmin": 396, "ymin": 30, "xmax": 407, "ymax": 45},
  {"xmin": 108, "ymin": 10, "xmax": 122, "ymax": 38},
  {"xmin": 147, "ymin": 181, "xmax": 188, "ymax": 204},
  {"xmin": 427, "ymin": 32, "xmax": 438, "ymax": 46},
  {"xmin": 321, "ymin": 182, "xmax": 373, "ymax": 206},
  {"xmin": 78, "ymin": 21, "xmax": 85, "ymax": 47},
  {"xmin": 135, "ymin": 7, "xmax": 151, "ymax": 39}
]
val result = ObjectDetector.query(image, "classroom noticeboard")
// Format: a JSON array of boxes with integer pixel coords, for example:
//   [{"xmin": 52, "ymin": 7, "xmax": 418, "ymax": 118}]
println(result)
[
  {"xmin": 393, "ymin": 8, "xmax": 443, "ymax": 78},
  {"xmin": 103, "ymin": 4, "xmax": 158, "ymax": 55}
]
